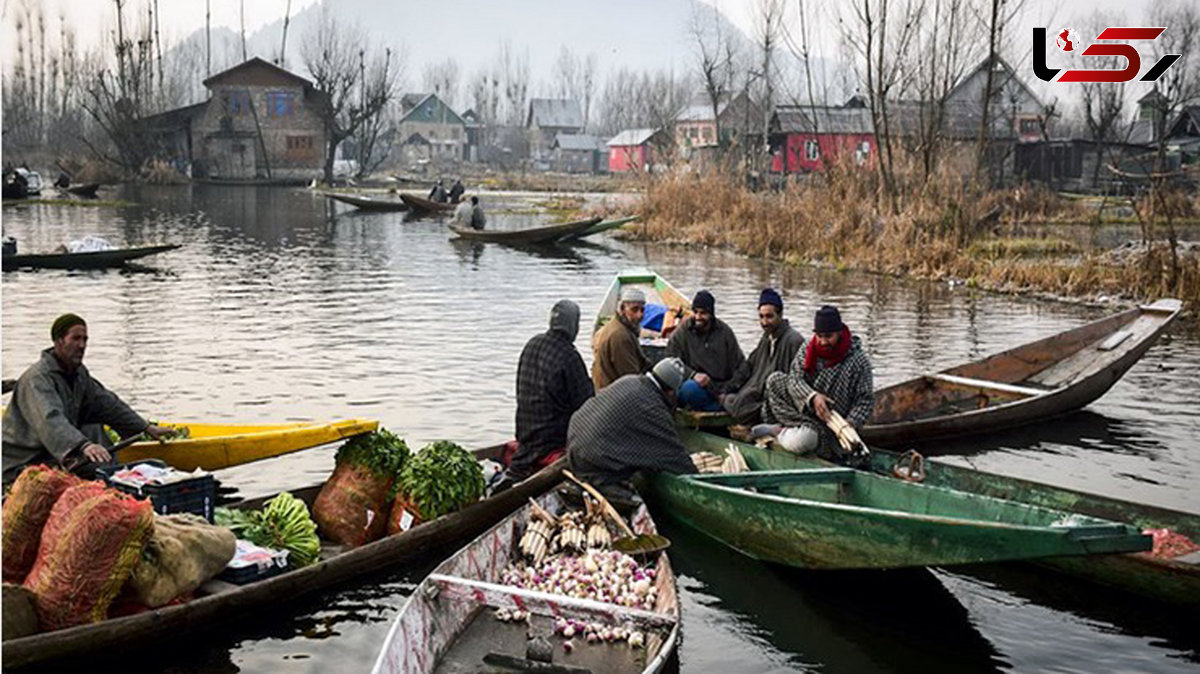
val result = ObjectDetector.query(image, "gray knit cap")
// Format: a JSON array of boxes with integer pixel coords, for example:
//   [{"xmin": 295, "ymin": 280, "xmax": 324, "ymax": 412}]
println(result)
[{"xmin": 651, "ymin": 357, "xmax": 687, "ymax": 391}]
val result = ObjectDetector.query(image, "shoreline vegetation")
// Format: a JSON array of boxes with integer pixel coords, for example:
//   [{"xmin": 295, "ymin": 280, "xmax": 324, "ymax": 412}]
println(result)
[{"xmin": 597, "ymin": 168, "xmax": 1199, "ymax": 325}]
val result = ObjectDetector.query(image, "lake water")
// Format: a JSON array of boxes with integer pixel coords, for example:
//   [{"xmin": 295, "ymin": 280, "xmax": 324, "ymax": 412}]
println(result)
[{"xmin": 2, "ymin": 185, "xmax": 1197, "ymax": 673}]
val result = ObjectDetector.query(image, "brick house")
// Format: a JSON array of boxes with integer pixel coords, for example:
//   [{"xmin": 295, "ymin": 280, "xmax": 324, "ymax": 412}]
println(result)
[{"xmin": 395, "ymin": 93, "xmax": 466, "ymax": 166}]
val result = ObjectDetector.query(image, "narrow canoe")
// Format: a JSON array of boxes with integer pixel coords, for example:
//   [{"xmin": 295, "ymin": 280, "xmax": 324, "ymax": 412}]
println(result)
[
  {"xmin": 652, "ymin": 433, "xmax": 1150, "ymax": 571},
  {"xmin": 675, "ymin": 299, "xmax": 1182, "ymax": 443},
  {"xmin": 116, "ymin": 419, "xmax": 381, "ymax": 471},
  {"xmin": 1, "ymin": 446, "xmax": 566, "ymax": 670},
  {"xmin": 398, "ymin": 193, "xmax": 456, "ymax": 213},
  {"xmin": 66, "ymin": 183, "xmax": 101, "ymax": 198},
  {"xmin": 2, "ymin": 244, "xmax": 181, "ymax": 271},
  {"xmin": 324, "ymin": 192, "xmax": 409, "ymax": 212},
  {"xmin": 563, "ymin": 215, "xmax": 639, "ymax": 240},
  {"xmin": 593, "ymin": 269, "xmax": 692, "ymax": 365},
  {"xmin": 449, "ymin": 216, "xmax": 601, "ymax": 245},
  {"xmin": 678, "ymin": 429, "xmax": 1200, "ymax": 603},
  {"xmin": 372, "ymin": 487, "xmax": 679, "ymax": 674}
]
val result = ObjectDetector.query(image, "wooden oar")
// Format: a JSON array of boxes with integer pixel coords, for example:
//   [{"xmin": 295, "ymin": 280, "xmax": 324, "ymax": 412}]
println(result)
[{"xmin": 562, "ymin": 470, "xmax": 669, "ymax": 557}]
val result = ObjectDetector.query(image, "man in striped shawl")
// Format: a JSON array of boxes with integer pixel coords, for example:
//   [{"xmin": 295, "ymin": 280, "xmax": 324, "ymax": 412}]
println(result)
[{"xmin": 761, "ymin": 305, "xmax": 874, "ymax": 463}]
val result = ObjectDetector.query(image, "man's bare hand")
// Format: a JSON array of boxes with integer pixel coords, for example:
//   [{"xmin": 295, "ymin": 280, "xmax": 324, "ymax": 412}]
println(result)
[
  {"xmin": 693, "ymin": 372, "xmax": 711, "ymax": 388},
  {"xmin": 144, "ymin": 425, "xmax": 176, "ymax": 443},
  {"xmin": 811, "ymin": 394, "xmax": 832, "ymax": 423},
  {"xmin": 81, "ymin": 443, "xmax": 112, "ymax": 464}
]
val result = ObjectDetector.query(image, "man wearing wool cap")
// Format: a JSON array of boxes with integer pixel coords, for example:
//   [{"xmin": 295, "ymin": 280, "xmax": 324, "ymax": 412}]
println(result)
[
  {"xmin": 666, "ymin": 289, "xmax": 744, "ymax": 411},
  {"xmin": 591, "ymin": 286, "xmax": 650, "ymax": 390},
  {"xmin": 567, "ymin": 357, "xmax": 696, "ymax": 507},
  {"xmin": 719, "ymin": 288, "xmax": 805, "ymax": 423},
  {"xmin": 2, "ymin": 313, "xmax": 175, "ymax": 484}
]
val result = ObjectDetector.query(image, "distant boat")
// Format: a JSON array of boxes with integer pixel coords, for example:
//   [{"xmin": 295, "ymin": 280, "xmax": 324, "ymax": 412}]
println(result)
[
  {"xmin": 65, "ymin": 183, "xmax": 101, "ymax": 198},
  {"xmin": 398, "ymin": 192, "xmax": 456, "ymax": 213},
  {"xmin": 449, "ymin": 216, "xmax": 601, "ymax": 245},
  {"xmin": 324, "ymin": 192, "xmax": 409, "ymax": 212},
  {"xmin": 2, "ymin": 168, "xmax": 42, "ymax": 199},
  {"xmin": 563, "ymin": 215, "xmax": 639, "ymax": 240},
  {"xmin": 1, "ymin": 244, "xmax": 180, "ymax": 271}
]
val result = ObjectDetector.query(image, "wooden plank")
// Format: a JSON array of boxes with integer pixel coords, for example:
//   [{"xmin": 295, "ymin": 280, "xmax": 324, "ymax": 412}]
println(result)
[
  {"xmin": 930, "ymin": 374, "xmax": 1047, "ymax": 397},
  {"xmin": 428, "ymin": 575, "xmax": 677, "ymax": 629},
  {"xmin": 1097, "ymin": 330, "xmax": 1132, "ymax": 351},
  {"xmin": 690, "ymin": 468, "xmax": 856, "ymax": 489}
]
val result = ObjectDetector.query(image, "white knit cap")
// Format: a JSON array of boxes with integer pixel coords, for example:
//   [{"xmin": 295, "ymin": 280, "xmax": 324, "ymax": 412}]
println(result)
[{"xmin": 619, "ymin": 287, "xmax": 646, "ymax": 304}]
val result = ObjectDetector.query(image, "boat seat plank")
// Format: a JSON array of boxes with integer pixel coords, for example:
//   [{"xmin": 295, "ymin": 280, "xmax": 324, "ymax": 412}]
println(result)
[
  {"xmin": 930, "ymin": 374, "xmax": 1047, "ymax": 397},
  {"xmin": 1097, "ymin": 330, "xmax": 1132, "ymax": 352},
  {"xmin": 691, "ymin": 468, "xmax": 856, "ymax": 489},
  {"xmin": 427, "ymin": 574, "xmax": 676, "ymax": 629},
  {"xmin": 1027, "ymin": 314, "xmax": 1160, "ymax": 387}
]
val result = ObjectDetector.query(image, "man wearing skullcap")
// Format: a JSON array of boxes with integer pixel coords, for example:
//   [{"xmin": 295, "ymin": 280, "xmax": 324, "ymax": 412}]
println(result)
[
  {"xmin": 760, "ymin": 305, "xmax": 874, "ymax": 463},
  {"xmin": 719, "ymin": 288, "xmax": 805, "ymax": 423},
  {"xmin": 567, "ymin": 357, "xmax": 696, "ymax": 507},
  {"xmin": 666, "ymin": 289, "xmax": 745, "ymax": 411},
  {"xmin": 591, "ymin": 286, "xmax": 650, "ymax": 390},
  {"xmin": 2, "ymin": 314, "xmax": 175, "ymax": 484}
]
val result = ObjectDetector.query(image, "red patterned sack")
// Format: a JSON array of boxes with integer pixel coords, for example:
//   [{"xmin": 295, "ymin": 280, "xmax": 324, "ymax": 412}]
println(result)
[
  {"xmin": 1143, "ymin": 528, "xmax": 1200, "ymax": 559},
  {"xmin": 312, "ymin": 463, "xmax": 392, "ymax": 547},
  {"xmin": 23, "ymin": 483, "xmax": 154, "ymax": 630},
  {"xmin": 2, "ymin": 466, "xmax": 83, "ymax": 583},
  {"xmin": 386, "ymin": 492, "xmax": 426, "ymax": 536}
]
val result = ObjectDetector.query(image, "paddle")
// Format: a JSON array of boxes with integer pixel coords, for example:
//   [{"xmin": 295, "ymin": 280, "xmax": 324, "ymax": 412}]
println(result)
[
  {"xmin": 562, "ymin": 470, "xmax": 670, "ymax": 557},
  {"xmin": 60, "ymin": 432, "xmax": 152, "ymax": 474}
]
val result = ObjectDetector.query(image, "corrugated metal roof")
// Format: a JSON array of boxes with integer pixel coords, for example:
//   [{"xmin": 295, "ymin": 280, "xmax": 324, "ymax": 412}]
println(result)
[
  {"xmin": 607, "ymin": 128, "xmax": 659, "ymax": 147},
  {"xmin": 554, "ymin": 133, "xmax": 601, "ymax": 151},
  {"xmin": 774, "ymin": 106, "xmax": 874, "ymax": 135},
  {"xmin": 527, "ymin": 99, "xmax": 584, "ymax": 129}
]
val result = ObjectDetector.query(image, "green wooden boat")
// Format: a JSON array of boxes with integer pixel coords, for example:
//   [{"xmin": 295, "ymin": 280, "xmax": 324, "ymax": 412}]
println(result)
[
  {"xmin": 562, "ymin": 215, "xmax": 639, "ymax": 240},
  {"xmin": 672, "ymin": 430, "xmax": 1200, "ymax": 603},
  {"xmin": 592, "ymin": 269, "xmax": 691, "ymax": 365}
]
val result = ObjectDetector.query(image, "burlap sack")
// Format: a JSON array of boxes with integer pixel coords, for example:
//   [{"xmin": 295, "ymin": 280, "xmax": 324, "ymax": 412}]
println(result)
[{"xmin": 127, "ymin": 513, "xmax": 237, "ymax": 607}]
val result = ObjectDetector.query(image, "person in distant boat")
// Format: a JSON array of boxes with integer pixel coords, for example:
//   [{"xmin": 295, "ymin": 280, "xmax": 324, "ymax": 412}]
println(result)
[
  {"xmin": 448, "ymin": 178, "xmax": 465, "ymax": 204},
  {"xmin": 718, "ymin": 288, "xmax": 804, "ymax": 424},
  {"xmin": 503, "ymin": 300, "xmax": 594, "ymax": 487},
  {"xmin": 428, "ymin": 179, "xmax": 448, "ymax": 203},
  {"xmin": 666, "ymin": 290, "xmax": 744, "ymax": 411},
  {"xmin": 452, "ymin": 197, "xmax": 473, "ymax": 228},
  {"xmin": 2, "ymin": 314, "xmax": 176, "ymax": 485},
  {"xmin": 759, "ymin": 305, "xmax": 874, "ymax": 463},
  {"xmin": 591, "ymin": 287, "xmax": 650, "ymax": 390},
  {"xmin": 567, "ymin": 357, "xmax": 696, "ymax": 507},
  {"xmin": 469, "ymin": 196, "xmax": 487, "ymax": 230}
]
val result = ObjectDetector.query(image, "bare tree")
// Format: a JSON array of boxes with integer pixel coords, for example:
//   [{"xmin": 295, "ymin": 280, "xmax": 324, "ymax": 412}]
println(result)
[
  {"xmin": 422, "ymin": 58, "xmax": 461, "ymax": 108},
  {"xmin": 752, "ymin": 0, "xmax": 785, "ymax": 176},
  {"xmin": 911, "ymin": 0, "xmax": 971, "ymax": 185},
  {"xmin": 1074, "ymin": 13, "xmax": 1126, "ymax": 186},
  {"xmin": 498, "ymin": 41, "xmax": 530, "ymax": 126},
  {"xmin": 973, "ymin": 0, "xmax": 1027, "ymax": 181},
  {"xmin": 301, "ymin": 11, "xmax": 401, "ymax": 183},
  {"xmin": 690, "ymin": 4, "xmax": 739, "ymax": 156},
  {"xmin": 550, "ymin": 46, "xmax": 598, "ymax": 129}
]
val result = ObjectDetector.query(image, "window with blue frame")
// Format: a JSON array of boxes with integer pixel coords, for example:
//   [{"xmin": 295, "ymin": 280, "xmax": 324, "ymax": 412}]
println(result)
[
  {"xmin": 266, "ymin": 91, "xmax": 296, "ymax": 118},
  {"xmin": 226, "ymin": 91, "xmax": 251, "ymax": 116}
]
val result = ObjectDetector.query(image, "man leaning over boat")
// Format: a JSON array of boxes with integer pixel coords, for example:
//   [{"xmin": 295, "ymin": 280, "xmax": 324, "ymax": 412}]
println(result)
[
  {"xmin": 759, "ymin": 305, "xmax": 874, "ymax": 464},
  {"xmin": 2, "ymin": 313, "xmax": 175, "ymax": 485}
]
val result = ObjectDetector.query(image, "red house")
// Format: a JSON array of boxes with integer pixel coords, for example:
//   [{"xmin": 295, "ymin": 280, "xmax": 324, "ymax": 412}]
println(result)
[
  {"xmin": 607, "ymin": 128, "xmax": 665, "ymax": 172},
  {"xmin": 770, "ymin": 105, "xmax": 875, "ymax": 173}
]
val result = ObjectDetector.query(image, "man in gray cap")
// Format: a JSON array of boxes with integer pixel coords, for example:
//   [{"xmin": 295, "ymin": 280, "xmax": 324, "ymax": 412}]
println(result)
[
  {"xmin": 506, "ymin": 300, "xmax": 594, "ymax": 486},
  {"xmin": 591, "ymin": 286, "xmax": 650, "ymax": 390},
  {"xmin": 567, "ymin": 357, "xmax": 696, "ymax": 506},
  {"xmin": 3, "ymin": 313, "xmax": 175, "ymax": 484}
]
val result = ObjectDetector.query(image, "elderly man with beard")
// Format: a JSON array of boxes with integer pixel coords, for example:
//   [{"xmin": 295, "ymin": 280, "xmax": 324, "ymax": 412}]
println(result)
[
  {"xmin": 666, "ymin": 289, "xmax": 744, "ymax": 411},
  {"xmin": 504, "ymin": 300, "xmax": 594, "ymax": 486},
  {"xmin": 567, "ymin": 357, "xmax": 696, "ymax": 507},
  {"xmin": 591, "ymin": 287, "xmax": 650, "ymax": 390},
  {"xmin": 718, "ymin": 288, "xmax": 804, "ymax": 424},
  {"xmin": 2, "ymin": 314, "xmax": 175, "ymax": 484},
  {"xmin": 760, "ymin": 305, "xmax": 874, "ymax": 463}
]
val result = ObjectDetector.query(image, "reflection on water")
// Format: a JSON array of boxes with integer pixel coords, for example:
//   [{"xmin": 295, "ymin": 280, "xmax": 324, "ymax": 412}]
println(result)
[{"xmin": 3, "ymin": 184, "xmax": 1198, "ymax": 673}]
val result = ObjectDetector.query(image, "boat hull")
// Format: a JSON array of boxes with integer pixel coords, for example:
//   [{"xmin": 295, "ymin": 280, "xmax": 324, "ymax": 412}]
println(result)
[
  {"xmin": 449, "ymin": 217, "xmax": 600, "ymax": 244},
  {"xmin": 2, "ymin": 244, "xmax": 181, "ymax": 271},
  {"xmin": 324, "ymin": 192, "xmax": 409, "ymax": 211},
  {"xmin": 398, "ymin": 193, "xmax": 455, "ymax": 213}
]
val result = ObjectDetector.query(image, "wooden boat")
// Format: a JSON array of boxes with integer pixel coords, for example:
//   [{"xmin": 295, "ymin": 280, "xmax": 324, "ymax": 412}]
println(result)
[
  {"xmin": 652, "ymin": 431, "xmax": 1151, "ymax": 571},
  {"xmin": 676, "ymin": 299, "xmax": 1182, "ymax": 443},
  {"xmin": 398, "ymin": 193, "xmax": 456, "ymax": 213},
  {"xmin": 372, "ymin": 488, "xmax": 679, "ymax": 674},
  {"xmin": 324, "ymin": 192, "xmax": 409, "ymax": 212},
  {"xmin": 864, "ymin": 298, "xmax": 1182, "ymax": 447},
  {"xmin": 593, "ymin": 270, "xmax": 692, "ymax": 365},
  {"xmin": 562, "ymin": 215, "xmax": 639, "ymax": 240},
  {"xmin": 677, "ymin": 429, "xmax": 1200, "ymax": 603},
  {"xmin": 1, "ymin": 446, "xmax": 566, "ymax": 670},
  {"xmin": 65, "ymin": 183, "xmax": 101, "ymax": 198},
  {"xmin": 116, "ymin": 419, "xmax": 381, "ymax": 471},
  {"xmin": 449, "ymin": 216, "xmax": 601, "ymax": 245},
  {"xmin": 2, "ymin": 244, "xmax": 180, "ymax": 271}
]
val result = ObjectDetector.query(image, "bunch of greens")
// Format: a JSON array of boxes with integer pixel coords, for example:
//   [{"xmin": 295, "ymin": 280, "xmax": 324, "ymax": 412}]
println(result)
[
  {"xmin": 335, "ymin": 428, "xmax": 410, "ymax": 479},
  {"xmin": 397, "ymin": 441, "xmax": 486, "ymax": 520},
  {"xmin": 214, "ymin": 492, "xmax": 320, "ymax": 566}
]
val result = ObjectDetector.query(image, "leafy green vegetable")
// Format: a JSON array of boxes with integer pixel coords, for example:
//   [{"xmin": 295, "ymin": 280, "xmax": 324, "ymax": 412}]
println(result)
[
  {"xmin": 214, "ymin": 492, "xmax": 321, "ymax": 566},
  {"xmin": 334, "ymin": 428, "xmax": 410, "ymax": 479},
  {"xmin": 397, "ymin": 441, "xmax": 486, "ymax": 520}
]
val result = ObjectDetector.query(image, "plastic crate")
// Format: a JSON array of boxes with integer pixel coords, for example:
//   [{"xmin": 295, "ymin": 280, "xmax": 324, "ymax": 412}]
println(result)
[{"xmin": 97, "ymin": 459, "xmax": 216, "ymax": 522}]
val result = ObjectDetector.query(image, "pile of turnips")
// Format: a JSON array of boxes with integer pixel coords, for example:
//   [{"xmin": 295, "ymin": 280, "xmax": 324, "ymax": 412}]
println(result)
[{"xmin": 500, "ymin": 548, "xmax": 659, "ymax": 612}]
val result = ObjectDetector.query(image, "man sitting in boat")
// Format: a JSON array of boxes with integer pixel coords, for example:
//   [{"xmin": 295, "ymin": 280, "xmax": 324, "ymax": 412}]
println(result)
[
  {"xmin": 591, "ymin": 287, "xmax": 651, "ymax": 390},
  {"xmin": 666, "ymin": 290, "xmax": 745, "ymax": 411},
  {"xmin": 2, "ymin": 314, "xmax": 175, "ymax": 484},
  {"xmin": 719, "ymin": 288, "xmax": 804, "ymax": 424},
  {"xmin": 452, "ymin": 197, "xmax": 473, "ymax": 227},
  {"xmin": 760, "ymin": 305, "xmax": 874, "ymax": 462},
  {"xmin": 567, "ymin": 357, "xmax": 696, "ymax": 507},
  {"xmin": 428, "ymin": 179, "xmax": 448, "ymax": 203},
  {"xmin": 504, "ymin": 300, "xmax": 594, "ymax": 487},
  {"xmin": 469, "ymin": 196, "xmax": 486, "ymax": 230},
  {"xmin": 448, "ymin": 178, "xmax": 465, "ymax": 204}
]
